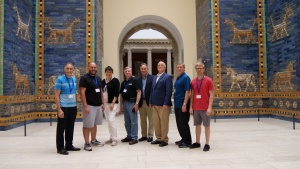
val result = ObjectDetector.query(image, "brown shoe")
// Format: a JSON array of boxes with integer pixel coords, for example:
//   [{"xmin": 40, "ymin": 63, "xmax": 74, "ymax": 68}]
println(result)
[{"xmin": 129, "ymin": 140, "xmax": 138, "ymax": 145}]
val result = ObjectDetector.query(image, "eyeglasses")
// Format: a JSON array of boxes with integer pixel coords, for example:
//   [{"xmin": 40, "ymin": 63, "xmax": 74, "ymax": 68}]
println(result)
[{"xmin": 196, "ymin": 68, "xmax": 204, "ymax": 70}]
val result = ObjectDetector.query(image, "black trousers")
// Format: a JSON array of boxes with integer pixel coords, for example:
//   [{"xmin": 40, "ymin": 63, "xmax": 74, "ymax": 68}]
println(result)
[
  {"xmin": 56, "ymin": 107, "xmax": 77, "ymax": 151},
  {"xmin": 175, "ymin": 106, "xmax": 191, "ymax": 144}
]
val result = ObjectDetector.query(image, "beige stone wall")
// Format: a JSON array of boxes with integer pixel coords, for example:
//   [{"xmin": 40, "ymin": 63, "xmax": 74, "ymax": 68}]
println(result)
[{"xmin": 103, "ymin": 0, "xmax": 196, "ymax": 78}]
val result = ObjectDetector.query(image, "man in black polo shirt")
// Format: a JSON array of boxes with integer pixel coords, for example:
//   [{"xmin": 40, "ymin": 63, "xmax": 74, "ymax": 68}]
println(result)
[
  {"xmin": 120, "ymin": 67, "xmax": 141, "ymax": 145},
  {"xmin": 79, "ymin": 62, "xmax": 104, "ymax": 151}
]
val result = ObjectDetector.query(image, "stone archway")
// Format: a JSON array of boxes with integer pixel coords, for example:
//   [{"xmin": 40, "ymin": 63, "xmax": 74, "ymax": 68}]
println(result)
[{"xmin": 118, "ymin": 15, "xmax": 184, "ymax": 79}]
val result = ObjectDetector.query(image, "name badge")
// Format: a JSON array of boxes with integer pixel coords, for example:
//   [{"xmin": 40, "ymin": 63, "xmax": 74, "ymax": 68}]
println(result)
[
  {"xmin": 129, "ymin": 83, "xmax": 132, "ymax": 85},
  {"xmin": 68, "ymin": 94, "xmax": 74, "ymax": 99},
  {"xmin": 95, "ymin": 89, "xmax": 100, "ymax": 92},
  {"xmin": 123, "ymin": 89, "xmax": 127, "ymax": 93},
  {"xmin": 196, "ymin": 95, "xmax": 201, "ymax": 99}
]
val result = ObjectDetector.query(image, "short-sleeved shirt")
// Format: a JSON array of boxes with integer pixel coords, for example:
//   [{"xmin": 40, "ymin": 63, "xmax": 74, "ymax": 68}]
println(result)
[
  {"xmin": 190, "ymin": 76, "xmax": 214, "ymax": 110},
  {"xmin": 174, "ymin": 72, "xmax": 191, "ymax": 108},
  {"xmin": 54, "ymin": 75, "xmax": 77, "ymax": 107},
  {"xmin": 79, "ymin": 73, "xmax": 102, "ymax": 106},
  {"xmin": 120, "ymin": 76, "xmax": 140, "ymax": 102}
]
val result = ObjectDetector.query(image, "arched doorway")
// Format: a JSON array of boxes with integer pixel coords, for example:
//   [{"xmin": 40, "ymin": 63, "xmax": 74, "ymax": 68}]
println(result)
[{"xmin": 118, "ymin": 15, "xmax": 184, "ymax": 80}]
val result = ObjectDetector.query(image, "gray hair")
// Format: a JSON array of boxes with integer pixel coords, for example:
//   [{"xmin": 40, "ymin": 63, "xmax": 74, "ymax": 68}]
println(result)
[{"xmin": 177, "ymin": 63, "xmax": 185, "ymax": 69}]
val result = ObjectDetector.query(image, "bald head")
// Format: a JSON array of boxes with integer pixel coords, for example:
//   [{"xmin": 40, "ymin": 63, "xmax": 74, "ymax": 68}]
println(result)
[{"xmin": 88, "ymin": 62, "xmax": 97, "ymax": 75}]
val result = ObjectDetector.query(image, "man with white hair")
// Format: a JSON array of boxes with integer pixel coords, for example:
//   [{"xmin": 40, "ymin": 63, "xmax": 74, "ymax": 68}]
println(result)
[{"xmin": 149, "ymin": 61, "xmax": 172, "ymax": 147}]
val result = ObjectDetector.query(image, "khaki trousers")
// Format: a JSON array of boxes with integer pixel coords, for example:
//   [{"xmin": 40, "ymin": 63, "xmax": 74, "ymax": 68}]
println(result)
[
  {"xmin": 139, "ymin": 100, "xmax": 154, "ymax": 137},
  {"xmin": 153, "ymin": 105, "xmax": 170, "ymax": 143}
]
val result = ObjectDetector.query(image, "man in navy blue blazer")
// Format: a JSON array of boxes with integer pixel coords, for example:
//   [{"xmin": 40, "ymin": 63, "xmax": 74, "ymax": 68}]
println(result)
[
  {"xmin": 149, "ymin": 61, "xmax": 173, "ymax": 147},
  {"xmin": 138, "ymin": 63, "xmax": 154, "ymax": 142}
]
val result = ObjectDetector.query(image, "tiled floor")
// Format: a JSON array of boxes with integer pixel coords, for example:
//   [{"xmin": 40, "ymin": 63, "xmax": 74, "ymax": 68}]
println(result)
[{"xmin": 0, "ymin": 114, "xmax": 299, "ymax": 169}]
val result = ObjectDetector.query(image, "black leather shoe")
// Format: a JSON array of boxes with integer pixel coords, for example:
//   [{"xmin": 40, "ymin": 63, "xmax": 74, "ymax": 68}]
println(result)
[
  {"xmin": 138, "ymin": 137, "xmax": 147, "ymax": 141},
  {"xmin": 65, "ymin": 146, "xmax": 81, "ymax": 151},
  {"xmin": 203, "ymin": 144, "xmax": 210, "ymax": 151},
  {"xmin": 121, "ymin": 137, "xmax": 131, "ymax": 142},
  {"xmin": 178, "ymin": 142, "xmax": 190, "ymax": 148},
  {"xmin": 147, "ymin": 137, "xmax": 153, "ymax": 142},
  {"xmin": 57, "ymin": 149, "xmax": 69, "ymax": 155},
  {"xmin": 175, "ymin": 140, "xmax": 182, "ymax": 145},
  {"xmin": 129, "ymin": 140, "xmax": 138, "ymax": 145},
  {"xmin": 190, "ymin": 142, "xmax": 201, "ymax": 149},
  {"xmin": 151, "ymin": 140, "xmax": 161, "ymax": 144},
  {"xmin": 159, "ymin": 142, "xmax": 168, "ymax": 147}
]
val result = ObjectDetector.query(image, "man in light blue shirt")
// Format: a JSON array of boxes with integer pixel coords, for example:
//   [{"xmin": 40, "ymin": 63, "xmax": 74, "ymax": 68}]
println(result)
[{"xmin": 54, "ymin": 62, "xmax": 81, "ymax": 155}]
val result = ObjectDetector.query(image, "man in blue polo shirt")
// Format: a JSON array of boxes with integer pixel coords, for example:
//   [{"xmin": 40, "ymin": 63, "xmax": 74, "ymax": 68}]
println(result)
[
  {"xmin": 54, "ymin": 62, "xmax": 81, "ymax": 155},
  {"xmin": 174, "ymin": 63, "xmax": 192, "ymax": 148}
]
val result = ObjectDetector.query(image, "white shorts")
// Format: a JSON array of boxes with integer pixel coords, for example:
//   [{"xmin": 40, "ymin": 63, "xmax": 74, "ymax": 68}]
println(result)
[{"xmin": 82, "ymin": 105, "xmax": 103, "ymax": 128}]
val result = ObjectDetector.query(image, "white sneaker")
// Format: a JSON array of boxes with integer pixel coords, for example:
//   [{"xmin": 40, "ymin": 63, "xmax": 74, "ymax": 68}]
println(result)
[
  {"xmin": 84, "ymin": 143, "xmax": 92, "ymax": 151},
  {"xmin": 91, "ymin": 139, "xmax": 104, "ymax": 147},
  {"xmin": 105, "ymin": 139, "xmax": 112, "ymax": 144},
  {"xmin": 111, "ymin": 141, "xmax": 117, "ymax": 146}
]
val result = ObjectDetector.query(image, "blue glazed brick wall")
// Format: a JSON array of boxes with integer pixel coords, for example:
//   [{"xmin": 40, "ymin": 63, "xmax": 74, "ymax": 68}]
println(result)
[
  {"xmin": 3, "ymin": 0, "xmax": 35, "ymax": 95},
  {"xmin": 266, "ymin": 0, "xmax": 300, "ymax": 112},
  {"xmin": 220, "ymin": 0, "xmax": 259, "ymax": 92},
  {"xmin": 196, "ymin": 0, "xmax": 212, "ymax": 76},
  {"xmin": 266, "ymin": 0, "xmax": 300, "ymax": 92},
  {"xmin": 44, "ymin": 0, "xmax": 86, "ymax": 87}
]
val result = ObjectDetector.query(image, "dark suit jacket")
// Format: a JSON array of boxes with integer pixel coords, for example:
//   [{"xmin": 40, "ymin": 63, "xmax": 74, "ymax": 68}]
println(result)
[
  {"xmin": 138, "ymin": 74, "xmax": 153, "ymax": 107},
  {"xmin": 149, "ymin": 72, "xmax": 173, "ymax": 106}
]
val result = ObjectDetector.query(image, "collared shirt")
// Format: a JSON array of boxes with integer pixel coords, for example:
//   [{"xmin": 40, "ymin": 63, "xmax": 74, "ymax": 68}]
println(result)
[
  {"xmin": 120, "ymin": 76, "xmax": 141, "ymax": 101},
  {"xmin": 142, "ymin": 75, "xmax": 147, "ymax": 98},
  {"xmin": 174, "ymin": 72, "xmax": 191, "ymax": 108},
  {"xmin": 54, "ymin": 75, "xmax": 77, "ymax": 107},
  {"xmin": 156, "ymin": 72, "xmax": 164, "ymax": 83}
]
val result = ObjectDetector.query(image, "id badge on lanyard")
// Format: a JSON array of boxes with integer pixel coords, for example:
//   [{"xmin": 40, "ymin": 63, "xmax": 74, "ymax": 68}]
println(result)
[
  {"xmin": 196, "ymin": 76, "xmax": 204, "ymax": 99},
  {"xmin": 66, "ymin": 75, "xmax": 74, "ymax": 98}
]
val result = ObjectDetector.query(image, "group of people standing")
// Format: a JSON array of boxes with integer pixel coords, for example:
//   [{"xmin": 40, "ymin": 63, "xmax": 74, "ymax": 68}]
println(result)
[{"xmin": 54, "ymin": 61, "xmax": 214, "ymax": 155}]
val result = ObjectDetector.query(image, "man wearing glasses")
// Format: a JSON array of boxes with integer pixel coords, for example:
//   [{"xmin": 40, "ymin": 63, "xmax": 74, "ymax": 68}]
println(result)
[{"xmin": 189, "ymin": 62, "xmax": 214, "ymax": 151}]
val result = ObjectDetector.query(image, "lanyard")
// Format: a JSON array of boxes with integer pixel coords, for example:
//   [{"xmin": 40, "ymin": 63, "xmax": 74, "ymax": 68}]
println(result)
[
  {"xmin": 196, "ymin": 76, "xmax": 205, "ymax": 94},
  {"xmin": 92, "ymin": 76, "xmax": 98, "ymax": 88},
  {"xmin": 104, "ymin": 77, "xmax": 112, "ymax": 92},
  {"xmin": 65, "ymin": 75, "xmax": 74, "ymax": 94},
  {"xmin": 124, "ymin": 77, "xmax": 132, "ymax": 89}
]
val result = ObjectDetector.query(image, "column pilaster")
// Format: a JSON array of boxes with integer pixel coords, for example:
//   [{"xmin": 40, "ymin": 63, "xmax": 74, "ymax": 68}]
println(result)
[
  {"xmin": 167, "ymin": 48, "xmax": 172, "ymax": 75},
  {"xmin": 147, "ymin": 48, "xmax": 152, "ymax": 74},
  {"xmin": 127, "ymin": 48, "xmax": 132, "ymax": 68}
]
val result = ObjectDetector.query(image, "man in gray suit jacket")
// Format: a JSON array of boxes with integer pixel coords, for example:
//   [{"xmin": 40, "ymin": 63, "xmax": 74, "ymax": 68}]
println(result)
[{"xmin": 149, "ymin": 61, "xmax": 172, "ymax": 147}]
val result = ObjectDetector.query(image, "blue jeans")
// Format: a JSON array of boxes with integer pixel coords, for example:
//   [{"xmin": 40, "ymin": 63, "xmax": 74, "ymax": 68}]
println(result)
[{"xmin": 123, "ymin": 101, "xmax": 138, "ymax": 140}]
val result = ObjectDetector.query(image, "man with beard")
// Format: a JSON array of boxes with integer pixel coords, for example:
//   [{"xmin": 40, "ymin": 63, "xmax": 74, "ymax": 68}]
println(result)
[{"xmin": 79, "ymin": 62, "xmax": 105, "ymax": 151}]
